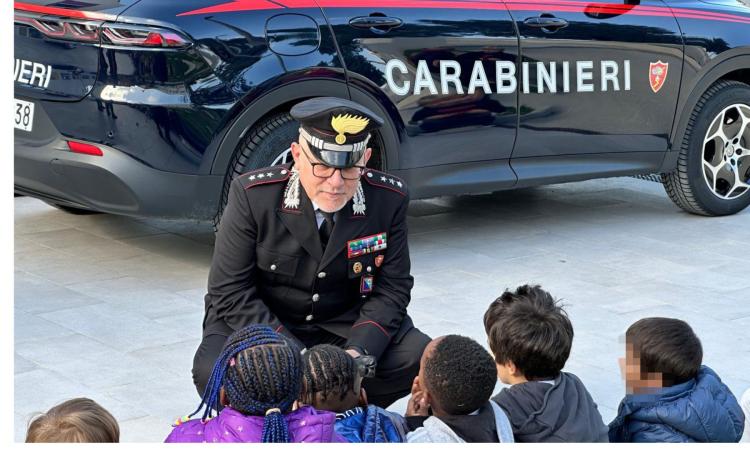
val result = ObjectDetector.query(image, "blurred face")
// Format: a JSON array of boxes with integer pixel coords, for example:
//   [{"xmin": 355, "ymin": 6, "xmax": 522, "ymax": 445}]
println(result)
[
  {"xmin": 290, "ymin": 137, "xmax": 371, "ymax": 213},
  {"xmin": 620, "ymin": 341, "xmax": 663, "ymax": 394}
]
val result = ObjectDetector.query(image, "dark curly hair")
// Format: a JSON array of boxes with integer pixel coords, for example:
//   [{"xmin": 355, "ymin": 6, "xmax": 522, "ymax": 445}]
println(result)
[
  {"xmin": 484, "ymin": 284, "xmax": 573, "ymax": 380},
  {"xmin": 423, "ymin": 335, "xmax": 497, "ymax": 415}
]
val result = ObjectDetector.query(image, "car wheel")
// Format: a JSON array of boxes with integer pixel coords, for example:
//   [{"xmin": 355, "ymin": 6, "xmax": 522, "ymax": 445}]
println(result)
[
  {"xmin": 662, "ymin": 80, "xmax": 750, "ymax": 216},
  {"xmin": 214, "ymin": 111, "xmax": 385, "ymax": 229}
]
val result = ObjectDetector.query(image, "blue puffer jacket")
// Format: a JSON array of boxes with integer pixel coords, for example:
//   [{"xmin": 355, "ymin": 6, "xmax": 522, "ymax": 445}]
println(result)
[
  {"xmin": 609, "ymin": 366, "xmax": 745, "ymax": 442},
  {"xmin": 334, "ymin": 405, "xmax": 409, "ymax": 443}
]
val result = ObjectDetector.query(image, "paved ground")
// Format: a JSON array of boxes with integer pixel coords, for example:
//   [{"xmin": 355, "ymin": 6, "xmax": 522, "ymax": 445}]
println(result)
[{"xmin": 14, "ymin": 177, "xmax": 750, "ymax": 442}]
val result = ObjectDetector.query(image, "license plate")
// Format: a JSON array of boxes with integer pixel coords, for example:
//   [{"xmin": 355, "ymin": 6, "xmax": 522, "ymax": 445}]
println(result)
[{"xmin": 14, "ymin": 98, "xmax": 35, "ymax": 132}]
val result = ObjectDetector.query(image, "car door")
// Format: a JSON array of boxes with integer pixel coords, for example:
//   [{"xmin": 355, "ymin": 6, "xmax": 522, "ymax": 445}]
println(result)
[
  {"xmin": 320, "ymin": 1, "xmax": 519, "ymax": 188},
  {"xmin": 508, "ymin": 0, "xmax": 684, "ymax": 184}
]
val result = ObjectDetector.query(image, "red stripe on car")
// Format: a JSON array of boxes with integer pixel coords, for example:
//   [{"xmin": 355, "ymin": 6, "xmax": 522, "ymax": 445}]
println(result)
[
  {"xmin": 177, "ymin": 0, "xmax": 750, "ymax": 24},
  {"xmin": 14, "ymin": 1, "xmax": 116, "ymax": 20}
]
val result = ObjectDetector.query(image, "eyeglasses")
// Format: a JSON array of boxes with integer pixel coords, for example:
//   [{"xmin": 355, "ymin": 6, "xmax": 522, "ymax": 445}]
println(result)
[{"xmin": 300, "ymin": 142, "xmax": 365, "ymax": 181}]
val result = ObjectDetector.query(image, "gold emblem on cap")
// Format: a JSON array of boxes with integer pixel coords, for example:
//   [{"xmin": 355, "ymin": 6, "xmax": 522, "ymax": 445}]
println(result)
[
  {"xmin": 331, "ymin": 114, "xmax": 369, "ymax": 145},
  {"xmin": 353, "ymin": 262, "xmax": 363, "ymax": 274}
]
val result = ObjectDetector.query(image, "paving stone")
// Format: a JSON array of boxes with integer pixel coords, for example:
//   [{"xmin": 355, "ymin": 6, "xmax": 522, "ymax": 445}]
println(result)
[
  {"xmin": 21, "ymin": 228, "xmax": 121, "ymax": 250},
  {"xmin": 14, "ymin": 270, "xmax": 103, "ymax": 315},
  {"xmin": 14, "ymin": 310, "xmax": 77, "ymax": 343},
  {"xmin": 106, "ymin": 375, "xmax": 201, "ymax": 426},
  {"xmin": 38, "ymin": 303, "xmax": 195, "ymax": 353},
  {"xmin": 15, "ymin": 333, "xmax": 115, "ymax": 367},
  {"xmin": 23, "ymin": 258, "xmax": 127, "ymax": 286},
  {"xmin": 50, "ymin": 351, "xmax": 177, "ymax": 391},
  {"xmin": 15, "ymin": 413, "xmax": 29, "ymax": 442},
  {"xmin": 120, "ymin": 234, "xmax": 214, "ymax": 267},
  {"xmin": 14, "ymin": 353, "xmax": 38, "ymax": 375},
  {"xmin": 65, "ymin": 277, "xmax": 204, "ymax": 320},
  {"xmin": 127, "ymin": 339, "xmax": 201, "ymax": 379},
  {"xmin": 119, "ymin": 415, "xmax": 174, "ymax": 443},
  {"xmin": 14, "ymin": 368, "xmax": 148, "ymax": 426}
]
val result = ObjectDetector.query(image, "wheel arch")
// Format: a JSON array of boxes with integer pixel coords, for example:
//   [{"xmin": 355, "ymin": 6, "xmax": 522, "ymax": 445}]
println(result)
[
  {"xmin": 664, "ymin": 51, "xmax": 750, "ymax": 172},
  {"xmin": 209, "ymin": 77, "xmax": 403, "ymax": 178}
]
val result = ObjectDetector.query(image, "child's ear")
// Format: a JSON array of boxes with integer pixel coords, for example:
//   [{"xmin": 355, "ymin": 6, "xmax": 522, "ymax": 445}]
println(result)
[
  {"xmin": 507, "ymin": 360, "xmax": 520, "ymax": 377},
  {"xmin": 219, "ymin": 388, "xmax": 229, "ymax": 407},
  {"xmin": 358, "ymin": 387, "xmax": 368, "ymax": 407}
]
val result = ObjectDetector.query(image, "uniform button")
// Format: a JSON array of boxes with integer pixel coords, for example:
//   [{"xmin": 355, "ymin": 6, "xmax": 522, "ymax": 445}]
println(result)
[
  {"xmin": 270, "ymin": 264, "xmax": 277, "ymax": 271},
  {"xmin": 305, "ymin": 315, "xmax": 314, "ymax": 322},
  {"xmin": 366, "ymin": 172, "xmax": 373, "ymax": 178},
  {"xmin": 318, "ymin": 272, "xmax": 326, "ymax": 279},
  {"xmin": 366, "ymin": 266, "xmax": 372, "ymax": 273},
  {"xmin": 312, "ymin": 293, "xmax": 320, "ymax": 302}
]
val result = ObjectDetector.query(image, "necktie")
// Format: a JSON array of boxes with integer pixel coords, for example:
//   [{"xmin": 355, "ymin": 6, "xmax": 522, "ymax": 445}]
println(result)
[{"xmin": 319, "ymin": 211, "xmax": 334, "ymax": 249}]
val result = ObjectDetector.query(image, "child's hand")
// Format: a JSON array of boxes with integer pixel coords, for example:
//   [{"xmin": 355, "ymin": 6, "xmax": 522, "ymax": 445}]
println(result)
[
  {"xmin": 406, "ymin": 391, "xmax": 429, "ymax": 417},
  {"xmin": 410, "ymin": 376, "xmax": 422, "ymax": 396}
]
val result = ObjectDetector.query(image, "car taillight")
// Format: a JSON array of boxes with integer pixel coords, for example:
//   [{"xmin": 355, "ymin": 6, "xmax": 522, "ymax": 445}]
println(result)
[
  {"xmin": 15, "ymin": 12, "xmax": 190, "ymax": 48},
  {"xmin": 15, "ymin": 15, "xmax": 101, "ymax": 42},
  {"xmin": 101, "ymin": 24, "xmax": 190, "ymax": 48}
]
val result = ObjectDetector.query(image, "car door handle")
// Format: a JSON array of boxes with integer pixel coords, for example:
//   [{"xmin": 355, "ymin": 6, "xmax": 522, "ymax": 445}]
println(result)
[
  {"xmin": 523, "ymin": 16, "xmax": 568, "ymax": 30},
  {"xmin": 349, "ymin": 16, "xmax": 403, "ymax": 32}
]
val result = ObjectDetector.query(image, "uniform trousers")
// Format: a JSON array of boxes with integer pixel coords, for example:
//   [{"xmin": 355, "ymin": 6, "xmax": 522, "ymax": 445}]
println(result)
[{"xmin": 192, "ymin": 320, "xmax": 430, "ymax": 408}]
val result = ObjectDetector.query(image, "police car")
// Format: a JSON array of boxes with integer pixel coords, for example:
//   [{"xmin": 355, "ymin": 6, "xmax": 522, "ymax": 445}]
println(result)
[{"xmin": 14, "ymin": 0, "xmax": 750, "ymax": 223}]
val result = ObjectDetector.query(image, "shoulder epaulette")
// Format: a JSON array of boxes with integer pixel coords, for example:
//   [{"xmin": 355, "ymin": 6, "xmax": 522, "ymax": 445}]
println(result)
[
  {"xmin": 239, "ymin": 164, "xmax": 292, "ymax": 189},
  {"xmin": 363, "ymin": 169, "xmax": 407, "ymax": 196}
]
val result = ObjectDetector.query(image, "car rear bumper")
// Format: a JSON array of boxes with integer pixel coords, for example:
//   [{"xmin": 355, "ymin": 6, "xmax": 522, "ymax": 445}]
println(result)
[{"xmin": 15, "ymin": 136, "xmax": 223, "ymax": 220}]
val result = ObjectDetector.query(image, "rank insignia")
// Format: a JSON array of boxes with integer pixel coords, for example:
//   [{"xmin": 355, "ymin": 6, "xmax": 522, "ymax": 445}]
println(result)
[
  {"xmin": 375, "ymin": 254, "xmax": 384, "ymax": 267},
  {"xmin": 353, "ymin": 262, "xmax": 363, "ymax": 274},
  {"xmin": 360, "ymin": 275, "xmax": 374, "ymax": 294},
  {"xmin": 347, "ymin": 233, "xmax": 387, "ymax": 259}
]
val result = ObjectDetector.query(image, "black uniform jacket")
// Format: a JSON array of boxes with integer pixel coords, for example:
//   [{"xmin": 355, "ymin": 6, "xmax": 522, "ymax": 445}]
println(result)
[{"xmin": 202, "ymin": 164, "xmax": 414, "ymax": 359}]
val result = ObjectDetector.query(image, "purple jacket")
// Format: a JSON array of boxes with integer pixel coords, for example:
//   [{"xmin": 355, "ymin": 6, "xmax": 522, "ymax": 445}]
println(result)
[{"xmin": 165, "ymin": 406, "xmax": 347, "ymax": 443}]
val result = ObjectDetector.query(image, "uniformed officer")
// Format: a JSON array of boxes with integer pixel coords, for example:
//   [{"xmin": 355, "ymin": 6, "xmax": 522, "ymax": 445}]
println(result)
[{"xmin": 193, "ymin": 97, "xmax": 431, "ymax": 407}]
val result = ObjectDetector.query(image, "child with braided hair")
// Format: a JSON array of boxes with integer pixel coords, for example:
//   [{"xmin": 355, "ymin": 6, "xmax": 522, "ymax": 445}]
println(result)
[
  {"xmin": 300, "ymin": 344, "xmax": 409, "ymax": 442},
  {"xmin": 165, "ymin": 325, "xmax": 345, "ymax": 443}
]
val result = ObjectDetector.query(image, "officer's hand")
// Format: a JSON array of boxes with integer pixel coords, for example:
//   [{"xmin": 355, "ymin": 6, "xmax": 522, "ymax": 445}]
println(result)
[{"xmin": 345, "ymin": 348, "xmax": 361, "ymax": 358}]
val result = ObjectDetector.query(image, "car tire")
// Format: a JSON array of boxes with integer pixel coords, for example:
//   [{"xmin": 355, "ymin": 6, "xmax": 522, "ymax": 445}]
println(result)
[
  {"xmin": 662, "ymin": 80, "xmax": 750, "ymax": 216},
  {"xmin": 213, "ymin": 111, "xmax": 385, "ymax": 229}
]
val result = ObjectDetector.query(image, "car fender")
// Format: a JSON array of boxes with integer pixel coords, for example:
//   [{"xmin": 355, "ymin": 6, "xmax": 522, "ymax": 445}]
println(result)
[
  {"xmin": 662, "ymin": 50, "xmax": 750, "ymax": 172},
  {"xmin": 209, "ymin": 74, "xmax": 403, "ymax": 177}
]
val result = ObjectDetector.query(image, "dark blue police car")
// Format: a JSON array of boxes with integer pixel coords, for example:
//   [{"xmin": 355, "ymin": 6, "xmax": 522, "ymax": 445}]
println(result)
[{"xmin": 14, "ymin": 0, "xmax": 750, "ymax": 223}]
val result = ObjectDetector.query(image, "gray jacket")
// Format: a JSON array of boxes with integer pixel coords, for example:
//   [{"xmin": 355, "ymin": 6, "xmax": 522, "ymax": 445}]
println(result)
[
  {"xmin": 492, "ymin": 371, "xmax": 608, "ymax": 442},
  {"xmin": 406, "ymin": 401, "xmax": 515, "ymax": 443}
]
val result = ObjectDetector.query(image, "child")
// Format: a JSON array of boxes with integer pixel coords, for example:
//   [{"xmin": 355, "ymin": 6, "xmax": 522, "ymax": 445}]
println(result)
[
  {"xmin": 404, "ymin": 334, "xmax": 514, "ymax": 443},
  {"xmin": 165, "ymin": 325, "xmax": 344, "ymax": 443},
  {"xmin": 484, "ymin": 284, "xmax": 608, "ymax": 442},
  {"xmin": 26, "ymin": 398, "xmax": 119, "ymax": 443},
  {"xmin": 300, "ymin": 344, "xmax": 408, "ymax": 442},
  {"xmin": 609, "ymin": 317, "xmax": 745, "ymax": 442}
]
